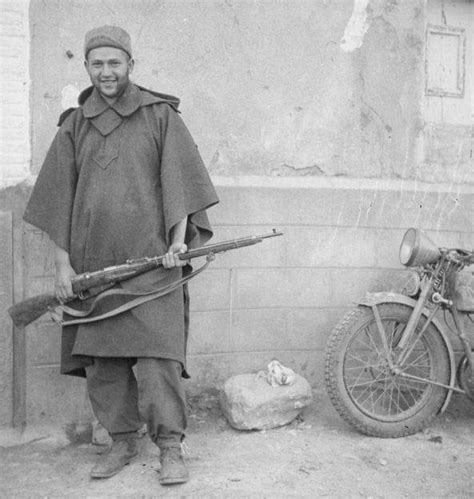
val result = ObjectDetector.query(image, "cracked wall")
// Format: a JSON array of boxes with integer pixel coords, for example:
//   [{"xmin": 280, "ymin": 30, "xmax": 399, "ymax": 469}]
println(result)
[{"xmin": 27, "ymin": 0, "xmax": 472, "ymax": 183}]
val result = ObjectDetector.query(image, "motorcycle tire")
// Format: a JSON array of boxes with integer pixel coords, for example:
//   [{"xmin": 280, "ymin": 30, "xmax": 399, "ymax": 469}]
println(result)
[
  {"xmin": 456, "ymin": 352, "xmax": 474, "ymax": 402},
  {"xmin": 325, "ymin": 303, "xmax": 451, "ymax": 438}
]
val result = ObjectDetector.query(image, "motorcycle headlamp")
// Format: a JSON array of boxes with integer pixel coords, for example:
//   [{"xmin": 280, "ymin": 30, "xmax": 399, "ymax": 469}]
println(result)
[{"xmin": 399, "ymin": 228, "xmax": 441, "ymax": 267}]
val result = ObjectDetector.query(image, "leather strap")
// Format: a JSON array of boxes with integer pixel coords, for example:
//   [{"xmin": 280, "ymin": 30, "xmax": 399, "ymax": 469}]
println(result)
[{"xmin": 55, "ymin": 258, "xmax": 211, "ymax": 326}]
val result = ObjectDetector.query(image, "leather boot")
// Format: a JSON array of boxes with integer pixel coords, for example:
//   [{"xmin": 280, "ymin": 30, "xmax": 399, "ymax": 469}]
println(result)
[
  {"xmin": 90, "ymin": 439, "xmax": 138, "ymax": 479},
  {"xmin": 159, "ymin": 446, "xmax": 189, "ymax": 485}
]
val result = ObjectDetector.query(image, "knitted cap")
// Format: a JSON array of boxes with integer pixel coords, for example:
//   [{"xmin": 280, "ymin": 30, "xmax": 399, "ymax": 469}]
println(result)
[{"xmin": 84, "ymin": 25, "xmax": 132, "ymax": 58}]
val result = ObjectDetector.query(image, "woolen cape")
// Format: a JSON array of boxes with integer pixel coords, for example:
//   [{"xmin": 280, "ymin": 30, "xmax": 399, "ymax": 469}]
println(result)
[{"xmin": 24, "ymin": 83, "xmax": 219, "ymax": 377}]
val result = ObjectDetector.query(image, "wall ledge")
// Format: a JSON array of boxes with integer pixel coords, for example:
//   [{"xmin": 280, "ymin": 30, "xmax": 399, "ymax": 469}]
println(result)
[
  {"xmin": 211, "ymin": 175, "xmax": 474, "ymax": 194},
  {"xmin": 7, "ymin": 174, "xmax": 473, "ymax": 195}
]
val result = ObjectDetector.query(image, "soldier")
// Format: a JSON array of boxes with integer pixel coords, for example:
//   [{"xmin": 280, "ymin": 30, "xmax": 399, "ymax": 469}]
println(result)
[{"xmin": 24, "ymin": 25, "xmax": 219, "ymax": 485}]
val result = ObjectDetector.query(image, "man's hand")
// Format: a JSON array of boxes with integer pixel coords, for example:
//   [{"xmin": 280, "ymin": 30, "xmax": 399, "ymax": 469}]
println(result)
[
  {"xmin": 54, "ymin": 246, "xmax": 77, "ymax": 302},
  {"xmin": 163, "ymin": 243, "xmax": 188, "ymax": 269},
  {"xmin": 163, "ymin": 217, "xmax": 189, "ymax": 269}
]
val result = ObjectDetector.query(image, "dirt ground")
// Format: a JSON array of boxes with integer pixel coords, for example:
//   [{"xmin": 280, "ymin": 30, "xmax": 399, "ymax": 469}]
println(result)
[{"xmin": 1, "ymin": 390, "xmax": 473, "ymax": 498}]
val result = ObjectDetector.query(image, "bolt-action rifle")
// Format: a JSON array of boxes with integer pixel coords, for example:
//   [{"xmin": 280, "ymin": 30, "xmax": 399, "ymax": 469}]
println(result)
[{"xmin": 8, "ymin": 230, "xmax": 283, "ymax": 328}]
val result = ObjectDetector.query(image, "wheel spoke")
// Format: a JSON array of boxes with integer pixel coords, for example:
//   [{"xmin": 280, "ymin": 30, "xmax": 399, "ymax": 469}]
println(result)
[
  {"xmin": 363, "ymin": 325, "xmax": 385, "ymax": 358},
  {"xmin": 346, "ymin": 376, "xmax": 393, "ymax": 388},
  {"xmin": 396, "ymin": 384, "xmax": 415, "ymax": 409},
  {"xmin": 405, "ymin": 348, "xmax": 430, "ymax": 368},
  {"xmin": 345, "ymin": 351, "xmax": 381, "ymax": 368},
  {"xmin": 387, "ymin": 384, "xmax": 404, "ymax": 414},
  {"xmin": 348, "ymin": 368, "xmax": 388, "ymax": 405},
  {"xmin": 370, "ymin": 383, "xmax": 389, "ymax": 409},
  {"xmin": 387, "ymin": 381, "xmax": 395, "ymax": 414}
]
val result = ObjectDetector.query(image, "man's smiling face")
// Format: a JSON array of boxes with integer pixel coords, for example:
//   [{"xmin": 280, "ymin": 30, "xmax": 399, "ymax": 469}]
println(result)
[{"xmin": 85, "ymin": 46, "xmax": 134, "ymax": 103}]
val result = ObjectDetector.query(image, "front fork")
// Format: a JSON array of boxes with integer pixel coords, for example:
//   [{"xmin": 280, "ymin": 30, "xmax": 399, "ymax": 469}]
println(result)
[
  {"xmin": 370, "ymin": 276, "xmax": 472, "ymax": 395},
  {"xmin": 394, "ymin": 276, "xmax": 436, "ymax": 366}
]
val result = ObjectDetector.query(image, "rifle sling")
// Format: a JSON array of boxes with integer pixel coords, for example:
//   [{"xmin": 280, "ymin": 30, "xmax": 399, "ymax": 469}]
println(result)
[{"xmin": 55, "ymin": 259, "xmax": 211, "ymax": 326}]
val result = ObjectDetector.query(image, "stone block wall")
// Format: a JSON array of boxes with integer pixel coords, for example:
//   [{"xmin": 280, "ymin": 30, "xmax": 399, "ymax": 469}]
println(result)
[{"xmin": 20, "ymin": 176, "xmax": 473, "ymax": 424}]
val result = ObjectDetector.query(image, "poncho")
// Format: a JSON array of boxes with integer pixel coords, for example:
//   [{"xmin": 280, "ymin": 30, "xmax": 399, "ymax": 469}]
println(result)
[{"xmin": 24, "ymin": 83, "xmax": 219, "ymax": 377}]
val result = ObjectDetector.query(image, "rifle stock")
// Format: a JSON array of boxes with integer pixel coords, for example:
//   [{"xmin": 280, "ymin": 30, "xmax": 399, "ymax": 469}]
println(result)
[
  {"xmin": 10, "ymin": 294, "xmax": 60, "ymax": 329},
  {"xmin": 8, "ymin": 230, "xmax": 283, "ymax": 328}
]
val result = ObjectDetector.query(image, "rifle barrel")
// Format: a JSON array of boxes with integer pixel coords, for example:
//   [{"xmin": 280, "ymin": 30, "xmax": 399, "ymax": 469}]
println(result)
[{"xmin": 179, "ymin": 230, "xmax": 283, "ymax": 260}]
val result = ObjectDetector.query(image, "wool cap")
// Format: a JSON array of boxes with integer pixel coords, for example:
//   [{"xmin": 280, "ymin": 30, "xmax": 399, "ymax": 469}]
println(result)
[{"xmin": 84, "ymin": 25, "xmax": 132, "ymax": 58}]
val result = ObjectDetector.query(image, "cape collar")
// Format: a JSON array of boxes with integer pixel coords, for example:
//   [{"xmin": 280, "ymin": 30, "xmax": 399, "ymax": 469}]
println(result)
[
  {"xmin": 57, "ymin": 84, "xmax": 181, "ymax": 128},
  {"xmin": 82, "ymin": 83, "xmax": 142, "ymax": 119}
]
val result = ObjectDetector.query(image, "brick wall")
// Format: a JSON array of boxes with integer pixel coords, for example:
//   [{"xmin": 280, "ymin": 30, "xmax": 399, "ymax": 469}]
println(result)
[{"xmin": 0, "ymin": 0, "xmax": 30, "ymax": 186}]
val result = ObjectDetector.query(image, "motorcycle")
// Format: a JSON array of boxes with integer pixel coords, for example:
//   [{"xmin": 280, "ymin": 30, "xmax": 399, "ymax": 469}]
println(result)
[{"xmin": 325, "ymin": 228, "xmax": 474, "ymax": 438}]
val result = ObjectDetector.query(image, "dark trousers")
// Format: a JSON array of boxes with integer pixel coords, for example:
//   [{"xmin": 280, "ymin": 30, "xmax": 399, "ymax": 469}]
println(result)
[{"xmin": 86, "ymin": 357, "xmax": 187, "ymax": 449}]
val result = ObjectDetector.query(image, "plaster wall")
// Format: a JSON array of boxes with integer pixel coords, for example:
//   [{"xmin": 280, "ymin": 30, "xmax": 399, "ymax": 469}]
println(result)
[
  {"xmin": 28, "ymin": 0, "xmax": 472, "ymax": 184},
  {"xmin": 420, "ymin": 0, "xmax": 473, "ymax": 183}
]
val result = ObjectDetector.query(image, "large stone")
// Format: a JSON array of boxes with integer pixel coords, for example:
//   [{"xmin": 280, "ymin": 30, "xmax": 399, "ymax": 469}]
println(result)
[{"xmin": 219, "ymin": 373, "xmax": 313, "ymax": 430}]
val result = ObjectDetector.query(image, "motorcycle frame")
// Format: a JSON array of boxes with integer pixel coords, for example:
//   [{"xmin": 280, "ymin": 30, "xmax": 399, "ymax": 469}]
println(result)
[{"xmin": 356, "ymin": 291, "xmax": 457, "ymax": 414}]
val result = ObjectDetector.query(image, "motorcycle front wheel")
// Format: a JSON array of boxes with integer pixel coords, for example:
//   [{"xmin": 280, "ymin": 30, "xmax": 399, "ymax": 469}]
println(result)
[{"xmin": 325, "ymin": 303, "xmax": 451, "ymax": 438}]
